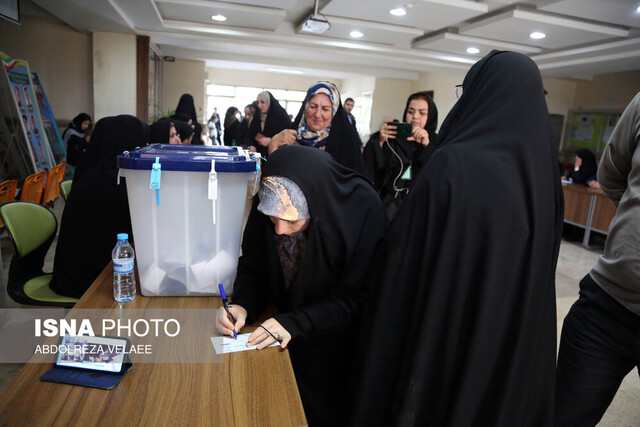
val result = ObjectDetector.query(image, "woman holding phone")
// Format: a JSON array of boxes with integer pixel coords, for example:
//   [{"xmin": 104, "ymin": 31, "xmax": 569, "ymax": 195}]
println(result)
[{"xmin": 363, "ymin": 92, "xmax": 438, "ymax": 218}]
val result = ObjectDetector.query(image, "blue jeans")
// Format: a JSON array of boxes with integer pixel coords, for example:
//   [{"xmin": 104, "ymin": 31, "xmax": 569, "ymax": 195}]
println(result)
[{"xmin": 555, "ymin": 274, "xmax": 640, "ymax": 426}]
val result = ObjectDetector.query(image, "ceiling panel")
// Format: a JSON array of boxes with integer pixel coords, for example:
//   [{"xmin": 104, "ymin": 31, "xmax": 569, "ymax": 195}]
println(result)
[
  {"xmin": 413, "ymin": 30, "xmax": 542, "ymax": 57},
  {"xmin": 460, "ymin": 8, "xmax": 629, "ymax": 50},
  {"xmin": 320, "ymin": 0, "xmax": 488, "ymax": 31},
  {"xmin": 155, "ymin": 0, "xmax": 287, "ymax": 31},
  {"xmin": 295, "ymin": 15, "xmax": 423, "ymax": 45},
  {"xmin": 539, "ymin": 0, "xmax": 640, "ymax": 28}
]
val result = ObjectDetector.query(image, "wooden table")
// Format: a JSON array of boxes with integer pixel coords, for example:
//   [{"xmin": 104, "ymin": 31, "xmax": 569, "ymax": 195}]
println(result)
[
  {"xmin": 562, "ymin": 183, "xmax": 617, "ymax": 248},
  {"xmin": 0, "ymin": 265, "xmax": 307, "ymax": 426}
]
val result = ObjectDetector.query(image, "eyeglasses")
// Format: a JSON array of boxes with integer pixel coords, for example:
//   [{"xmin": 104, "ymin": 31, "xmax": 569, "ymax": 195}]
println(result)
[{"xmin": 455, "ymin": 84, "xmax": 463, "ymax": 99}]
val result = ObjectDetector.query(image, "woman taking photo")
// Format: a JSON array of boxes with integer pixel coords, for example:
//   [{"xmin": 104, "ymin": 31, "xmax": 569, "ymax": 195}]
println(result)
[{"xmin": 363, "ymin": 92, "xmax": 438, "ymax": 218}]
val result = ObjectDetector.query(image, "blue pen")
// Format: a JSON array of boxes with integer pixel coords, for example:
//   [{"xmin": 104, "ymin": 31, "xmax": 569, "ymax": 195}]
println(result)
[{"xmin": 218, "ymin": 283, "xmax": 237, "ymax": 339}]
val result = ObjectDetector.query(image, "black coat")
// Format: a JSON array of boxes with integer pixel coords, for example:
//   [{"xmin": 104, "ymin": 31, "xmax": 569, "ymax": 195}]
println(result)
[
  {"xmin": 231, "ymin": 145, "xmax": 388, "ymax": 426},
  {"xmin": 351, "ymin": 51, "xmax": 563, "ymax": 426},
  {"xmin": 50, "ymin": 115, "xmax": 149, "ymax": 298}
]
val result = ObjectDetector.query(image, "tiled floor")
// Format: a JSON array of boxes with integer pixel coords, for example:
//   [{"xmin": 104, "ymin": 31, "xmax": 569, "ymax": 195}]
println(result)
[{"xmin": 0, "ymin": 205, "xmax": 638, "ymax": 424}]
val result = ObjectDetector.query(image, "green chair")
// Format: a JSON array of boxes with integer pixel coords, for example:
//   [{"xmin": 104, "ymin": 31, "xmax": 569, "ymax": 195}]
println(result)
[
  {"xmin": 59, "ymin": 180, "xmax": 72, "ymax": 202},
  {"xmin": 0, "ymin": 201, "xmax": 78, "ymax": 307}
]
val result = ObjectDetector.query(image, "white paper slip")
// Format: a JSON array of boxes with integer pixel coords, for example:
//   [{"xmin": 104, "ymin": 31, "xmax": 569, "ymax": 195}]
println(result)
[{"xmin": 210, "ymin": 333, "xmax": 279, "ymax": 354}]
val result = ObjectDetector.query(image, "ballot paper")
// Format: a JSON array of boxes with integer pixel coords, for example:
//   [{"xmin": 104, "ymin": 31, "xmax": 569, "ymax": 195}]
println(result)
[{"xmin": 210, "ymin": 333, "xmax": 279, "ymax": 354}]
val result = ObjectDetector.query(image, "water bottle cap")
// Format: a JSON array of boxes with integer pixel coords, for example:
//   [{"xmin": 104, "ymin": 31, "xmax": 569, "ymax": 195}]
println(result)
[{"xmin": 117, "ymin": 233, "xmax": 129, "ymax": 241}]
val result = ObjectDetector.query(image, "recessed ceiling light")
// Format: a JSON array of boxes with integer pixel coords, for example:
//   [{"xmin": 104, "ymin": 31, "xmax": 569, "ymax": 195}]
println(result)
[
  {"xmin": 266, "ymin": 68, "xmax": 304, "ymax": 75},
  {"xmin": 350, "ymin": 30, "xmax": 364, "ymax": 38},
  {"xmin": 466, "ymin": 47, "xmax": 480, "ymax": 54},
  {"xmin": 211, "ymin": 14, "xmax": 227, "ymax": 22},
  {"xmin": 637, "ymin": 5, "xmax": 640, "ymax": 13},
  {"xmin": 529, "ymin": 31, "xmax": 546, "ymax": 39},
  {"xmin": 390, "ymin": 7, "xmax": 406, "ymax": 16}
]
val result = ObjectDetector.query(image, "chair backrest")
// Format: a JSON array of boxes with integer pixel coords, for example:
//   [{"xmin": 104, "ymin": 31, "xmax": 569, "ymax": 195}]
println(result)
[
  {"xmin": 0, "ymin": 179, "xmax": 18, "ymax": 228},
  {"xmin": 59, "ymin": 179, "xmax": 72, "ymax": 201},
  {"xmin": 42, "ymin": 163, "xmax": 67, "ymax": 205},
  {"xmin": 0, "ymin": 201, "xmax": 57, "ymax": 259},
  {"xmin": 0, "ymin": 180, "xmax": 17, "ymax": 204},
  {"xmin": 19, "ymin": 170, "xmax": 47, "ymax": 204}
]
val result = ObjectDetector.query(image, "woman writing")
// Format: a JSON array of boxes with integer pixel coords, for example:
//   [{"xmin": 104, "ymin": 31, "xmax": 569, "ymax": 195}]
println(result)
[
  {"xmin": 270, "ymin": 81, "xmax": 365, "ymax": 173},
  {"xmin": 363, "ymin": 92, "xmax": 438, "ymax": 218},
  {"xmin": 216, "ymin": 145, "xmax": 387, "ymax": 426}
]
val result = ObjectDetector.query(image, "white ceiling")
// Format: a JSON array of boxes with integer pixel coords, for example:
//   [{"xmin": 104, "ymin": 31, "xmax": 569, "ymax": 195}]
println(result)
[{"xmin": 30, "ymin": 0, "xmax": 640, "ymax": 80}]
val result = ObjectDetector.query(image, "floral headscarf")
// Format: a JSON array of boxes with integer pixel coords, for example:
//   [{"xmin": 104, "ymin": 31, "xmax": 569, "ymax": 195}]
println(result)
[{"xmin": 296, "ymin": 81, "xmax": 340, "ymax": 149}]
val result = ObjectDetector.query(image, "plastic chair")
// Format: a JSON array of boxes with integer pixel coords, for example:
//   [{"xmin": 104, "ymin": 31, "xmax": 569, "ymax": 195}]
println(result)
[
  {"xmin": 19, "ymin": 170, "xmax": 47, "ymax": 204},
  {"xmin": 42, "ymin": 163, "xmax": 67, "ymax": 206},
  {"xmin": 0, "ymin": 201, "xmax": 78, "ymax": 307},
  {"xmin": 0, "ymin": 180, "xmax": 18, "ymax": 227},
  {"xmin": 59, "ymin": 180, "xmax": 72, "ymax": 202}
]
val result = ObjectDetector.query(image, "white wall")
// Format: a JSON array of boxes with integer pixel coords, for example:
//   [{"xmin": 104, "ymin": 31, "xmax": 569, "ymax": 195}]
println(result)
[
  {"xmin": 573, "ymin": 70, "xmax": 640, "ymax": 109},
  {"xmin": 411, "ymin": 70, "xmax": 467, "ymax": 132},
  {"xmin": 92, "ymin": 32, "xmax": 136, "ymax": 120},
  {"xmin": 0, "ymin": 13, "xmax": 93, "ymax": 121},
  {"xmin": 370, "ymin": 78, "xmax": 414, "ymax": 135},
  {"xmin": 163, "ymin": 59, "xmax": 207, "ymax": 123}
]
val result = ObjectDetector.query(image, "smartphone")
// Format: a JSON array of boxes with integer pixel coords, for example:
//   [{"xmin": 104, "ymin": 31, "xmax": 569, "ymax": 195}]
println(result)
[
  {"xmin": 388, "ymin": 121, "xmax": 413, "ymax": 138},
  {"xmin": 55, "ymin": 335, "xmax": 131, "ymax": 374}
]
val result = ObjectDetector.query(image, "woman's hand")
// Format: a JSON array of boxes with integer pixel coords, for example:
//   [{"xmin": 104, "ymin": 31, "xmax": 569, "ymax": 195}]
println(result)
[
  {"xmin": 255, "ymin": 132, "xmax": 271, "ymax": 147},
  {"xmin": 269, "ymin": 129, "xmax": 297, "ymax": 155},
  {"xmin": 588, "ymin": 180, "xmax": 601, "ymax": 189},
  {"xmin": 216, "ymin": 304, "xmax": 247, "ymax": 337},
  {"xmin": 379, "ymin": 120, "xmax": 397, "ymax": 147},
  {"xmin": 408, "ymin": 126, "xmax": 429, "ymax": 146},
  {"xmin": 247, "ymin": 318, "xmax": 291, "ymax": 350}
]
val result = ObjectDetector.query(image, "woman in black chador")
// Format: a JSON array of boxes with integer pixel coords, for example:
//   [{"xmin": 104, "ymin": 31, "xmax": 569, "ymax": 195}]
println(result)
[
  {"xmin": 563, "ymin": 148, "xmax": 598, "ymax": 185},
  {"xmin": 363, "ymin": 92, "xmax": 438, "ymax": 218},
  {"xmin": 270, "ymin": 81, "xmax": 365, "ymax": 174},
  {"xmin": 350, "ymin": 51, "xmax": 563, "ymax": 426},
  {"xmin": 216, "ymin": 145, "xmax": 387, "ymax": 426},
  {"xmin": 50, "ymin": 115, "xmax": 149, "ymax": 298},
  {"xmin": 248, "ymin": 91, "xmax": 291, "ymax": 158}
]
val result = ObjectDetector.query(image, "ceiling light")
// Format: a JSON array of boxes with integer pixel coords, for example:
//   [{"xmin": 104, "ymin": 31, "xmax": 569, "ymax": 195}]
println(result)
[
  {"xmin": 529, "ymin": 31, "xmax": 546, "ymax": 40},
  {"xmin": 466, "ymin": 47, "xmax": 480, "ymax": 54},
  {"xmin": 637, "ymin": 5, "xmax": 640, "ymax": 13},
  {"xmin": 350, "ymin": 30, "xmax": 364, "ymax": 38},
  {"xmin": 266, "ymin": 68, "xmax": 304, "ymax": 75},
  {"xmin": 390, "ymin": 7, "xmax": 406, "ymax": 16},
  {"xmin": 211, "ymin": 14, "xmax": 227, "ymax": 22}
]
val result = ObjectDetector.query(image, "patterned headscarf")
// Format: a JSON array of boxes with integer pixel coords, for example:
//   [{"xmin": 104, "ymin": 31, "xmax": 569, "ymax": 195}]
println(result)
[
  {"xmin": 296, "ymin": 81, "xmax": 340, "ymax": 149},
  {"xmin": 257, "ymin": 176, "xmax": 310, "ymax": 221}
]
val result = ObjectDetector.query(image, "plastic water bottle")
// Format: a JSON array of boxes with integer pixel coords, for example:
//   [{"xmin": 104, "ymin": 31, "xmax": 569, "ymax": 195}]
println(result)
[{"xmin": 112, "ymin": 233, "xmax": 136, "ymax": 303}]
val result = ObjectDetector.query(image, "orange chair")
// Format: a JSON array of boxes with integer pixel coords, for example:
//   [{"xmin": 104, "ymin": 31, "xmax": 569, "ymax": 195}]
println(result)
[
  {"xmin": 19, "ymin": 170, "xmax": 47, "ymax": 204},
  {"xmin": 42, "ymin": 163, "xmax": 67, "ymax": 206},
  {"xmin": 0, "ymin": 179, "xmax": 18, "ymax": 228}
]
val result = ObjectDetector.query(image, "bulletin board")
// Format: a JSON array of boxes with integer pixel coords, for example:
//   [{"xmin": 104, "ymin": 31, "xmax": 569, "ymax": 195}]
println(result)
[{"xmin": 563, "ymin": 109, "xmax": 622, "ymax": 153}]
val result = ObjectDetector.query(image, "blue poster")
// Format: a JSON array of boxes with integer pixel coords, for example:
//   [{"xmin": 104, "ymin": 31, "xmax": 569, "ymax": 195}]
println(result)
[
  {"xmin": 1, "ymin": 52, "xmax": 54, "ymax": 171},
  {"xmin": 31, "ymin": 72, "xmax": 66, "ymax": 163}
]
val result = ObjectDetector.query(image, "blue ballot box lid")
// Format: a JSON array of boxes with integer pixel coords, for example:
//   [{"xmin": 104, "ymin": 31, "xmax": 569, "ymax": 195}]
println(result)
[{"xmin": 117, "ymin": 144, "xmax": 256, "ymax": 172}]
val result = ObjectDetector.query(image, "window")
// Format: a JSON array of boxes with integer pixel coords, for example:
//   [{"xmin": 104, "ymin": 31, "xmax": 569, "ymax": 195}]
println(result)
[{"xmin": 205, "ymin": 85, "xmax": 307, "ymax": 142}]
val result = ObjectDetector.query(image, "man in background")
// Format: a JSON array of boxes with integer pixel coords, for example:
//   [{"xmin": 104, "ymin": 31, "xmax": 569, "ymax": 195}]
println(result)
[{"xmin": 343, "ymin": 97, "xmax": 361, "ymax": 147}]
